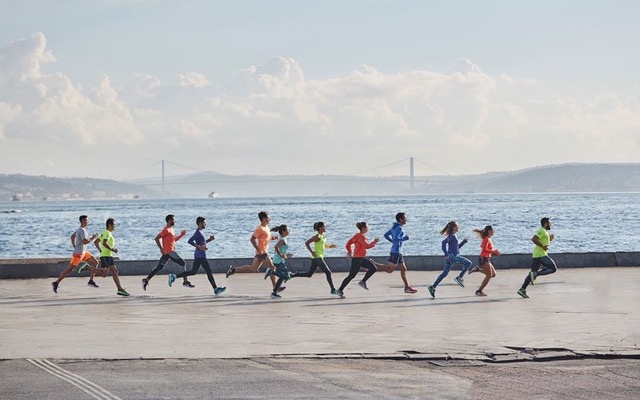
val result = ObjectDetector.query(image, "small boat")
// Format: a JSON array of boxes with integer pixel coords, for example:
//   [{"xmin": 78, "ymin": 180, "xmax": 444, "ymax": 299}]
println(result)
[{"xmin": 208, "ymin": 191, "xmax": 220, "ymax": 198}]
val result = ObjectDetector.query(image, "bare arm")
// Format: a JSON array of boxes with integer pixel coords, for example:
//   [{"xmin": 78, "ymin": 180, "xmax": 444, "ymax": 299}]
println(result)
[
  {"xmin": 532, "ymin": 235, "xmax": 548, "ymax": 251},
  {"xmin": 305, "ymin": 235, "xmax": 319, "ymax": 256},
  {"xmin": 250, "ymin": 235, "xmax": 260, "ymax": 253},
  {"xmin": 154, "ymin": 233, "xmax": 164, "ymax": 253},
  {"xmin": 275, "ymin": 239, "xmax": 287, "ymax": 259}
]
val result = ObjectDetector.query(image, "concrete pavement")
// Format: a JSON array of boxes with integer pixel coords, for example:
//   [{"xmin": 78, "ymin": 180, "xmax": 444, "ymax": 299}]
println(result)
[{"xmin": 1, "ymin": 268, "xmax": 639, "ymax": 360}]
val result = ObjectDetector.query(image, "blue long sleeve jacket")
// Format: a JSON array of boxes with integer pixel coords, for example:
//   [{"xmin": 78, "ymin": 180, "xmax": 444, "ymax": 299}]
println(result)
[{"xmin": 384, "ymin": 222, "xmax": 409, "ymax": 253}]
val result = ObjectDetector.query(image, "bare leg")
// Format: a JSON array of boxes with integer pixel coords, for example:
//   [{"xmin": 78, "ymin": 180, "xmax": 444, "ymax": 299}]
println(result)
[
  {"xmin": 233, "ymin": 258, "xmax": 264, "ymax": 273},
  {"xmin": 399, "ymin": 263, "xmax": 410, "ymax": 288},
  {"xmin": 478, "ymin": 262, "xmax": 495, "ymax": 292},
  {"xmin": 109, "ymin": 266, "xmax": 124, "ymax": 291}
]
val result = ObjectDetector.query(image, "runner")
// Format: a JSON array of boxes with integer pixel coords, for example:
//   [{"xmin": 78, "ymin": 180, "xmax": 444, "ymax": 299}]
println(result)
[
  {"xmin": 335, "ymin": 222, "xmax": 386, "ymax": 298},
  {"xmin": 168, "ymin": 217, "xmax": 226, "ymax": 296},
  {"xmin": 428, "ymin": 221, "xmax": 472, "ymax": 298},
  {"xmin": 264, "ymin": 224, "xmax": 294, "ymax": 299},
  {"xmin": 518, "ymin": 217, "xmax": 557, "ymax": 298},
  {"xmin": 290, "ymin": 222, "xmax": 338, "ymax": 295},
  {"xmin": 89, "ymin": 218, "xmax": 130, "ymax": 296},
  {"xmin": 226, "ymin": 211, "xmax": 281, "ymax": 292},
  {"xmin": 51, "ymin": 215, "xmax": 104, "ymax": 293},
  {"xmin": 471, "ymin": 225, "xmax": 501, "ymax": 296},
  {"xmin": 141, "ymin": 214, "xmax": 191, "ymax": 291},
  {"xmin": 378, "ymin": 212, "xmax": 418, "ymax": 294}
]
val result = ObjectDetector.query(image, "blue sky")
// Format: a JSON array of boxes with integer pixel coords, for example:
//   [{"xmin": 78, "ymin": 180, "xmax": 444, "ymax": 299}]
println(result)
[{"xmin": 0, "ymin": 0, "xmax": 639, "ymax": 179}]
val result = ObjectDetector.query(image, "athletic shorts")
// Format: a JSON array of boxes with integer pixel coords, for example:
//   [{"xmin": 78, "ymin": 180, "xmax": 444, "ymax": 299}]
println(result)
[
  {"xmin": 255, "ymin": 253, "xmax": 269, "ymax": 261},
  {"xmin": 478, "ymin": 256, "xmax": 491, "ymax": 265},
  {"xmin": 70, "ymin": 252, "xmax": 93, "ymax": 267},
  {"xmin": 388, "ymin": 252, "xmax": 404, "ymax": 265},
  {"xmin": 100, "ymin": 256, "xmax": 115, "ymax": 268}
]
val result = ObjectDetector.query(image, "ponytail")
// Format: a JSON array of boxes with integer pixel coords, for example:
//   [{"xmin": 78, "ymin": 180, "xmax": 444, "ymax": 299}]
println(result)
[
  {"xmin": 355, "ymin": 222, "xmax": 367, "ymax": 231},
  {"xmin": 440, "ymin": 221, "xmax": 457, "ymax": 236},
  {"xmin": 472, "ymin": 225, "xmax": 493, "ymax": 239}
]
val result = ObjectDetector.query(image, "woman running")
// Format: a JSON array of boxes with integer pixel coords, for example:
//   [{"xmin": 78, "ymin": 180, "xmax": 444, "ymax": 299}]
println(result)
[
  {"xmin": 472, "ymin": 225, "xmax": 501, "ymax": 296},
  {"xmin": 265, "ymin": 224, "xmax": 294, "ymax": 299},
  {"xmin": 291, "ymin": 222, "xmax": 338, "ymax": 295},
  {"xmin": 336, "ymin": 222, "xmax": 386, "ymax": 298},
  {"xmin": 427, "ymin": 221, "xmax": 472, "ymax": 298}
]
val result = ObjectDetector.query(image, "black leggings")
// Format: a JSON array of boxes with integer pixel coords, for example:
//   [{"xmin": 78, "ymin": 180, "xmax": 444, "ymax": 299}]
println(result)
[
  {"xmin": 294, "ymin": 258, "xmax": 334, "ymax": 289},
  {"xmin": 177, "ymin": 258, "xmax": 217, "ymax": 288},
  {"xmin": 338, "ymin": 258, "xmax": 376, "ymax": 291},
  {"xmin": 521, "ymin": 256, "xmax": 557, "ymax": 289},
  {"xmin": 146, "ymin": 252, "xmax": 185, "ymax": 280}
]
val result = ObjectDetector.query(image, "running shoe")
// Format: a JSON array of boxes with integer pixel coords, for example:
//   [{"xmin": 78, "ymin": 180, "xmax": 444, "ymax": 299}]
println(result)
[
  {"xmin": 336, "ymin": 290, "xmax": 345, "ymax": 298},
  {"xmin": 270, "ymin": 292, "xmax": 282, "ymax": 299},
  {"xmin": 51, "ymin": 281, "xmax": 59, "ymax": 293},
  {"xmin": 117, "ymin": 289, "xmax": 130, "ymax": 297},
  {"xmin": 404, "ymin": 286, "xmax": 418, "ymax": 294},
  {"xmin": 214, "ymin": 286, "xmax": 227, "ymax": 296},
  {"xmin": 141, "ymin": 278, "xmax": 149, "ymax": 291},
  {"xmin": 168, "ymin": 273, "xmax": 176, "ymax": 287},
  {"xmin": 454, "ymin": 276, "xmax": 465, "ymax": 287},
  {"xmin": 330, "ymin": 288, "xmax": 339, "ymax": 296},
  {"xmin": 517, "ymin": 289, "xmax": 529, "ymax": 298},
  {"xmin": 277, "ymin": 286, "xmax": 286, "ymax": 292},
  {"xmin": 264, "ymin": 268, "xmax": 272, "ymax": 280},
  {"xmin": 475, "ymin": 290, "xmax": 487, "ymax": 296},
  {"xmin": 76, "ymin": 261, "xmax": 90, "ymax": 273},
  {"xmin": 226, "ymin": 266, "xmax": 235, "ymax": 278},
  {"xmin": 529, "ymin": 271, "xmax": 537, "ymax": 286},
  {"xmin": 87, "ymin": 280, "xmax": 99, "ymax": 288},
  {"xmin": 183, "ymin": 281, "xmax": 195, "ymax": 288},
  {"xmin": 358, "ymin": 280, "xmax": 369, "ymax": 290},
  {"xmin": 468, "ymin": 265, "xmax": 480, "ymax": 274},
  {"xmin": 427, "ymin": 285, "xmax": 435, "ymax": 298}
]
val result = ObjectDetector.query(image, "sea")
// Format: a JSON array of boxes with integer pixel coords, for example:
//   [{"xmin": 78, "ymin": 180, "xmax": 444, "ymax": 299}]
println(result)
[{"xmin": 1, "ymin": 193, "xmax": 638, "ymax": 260}]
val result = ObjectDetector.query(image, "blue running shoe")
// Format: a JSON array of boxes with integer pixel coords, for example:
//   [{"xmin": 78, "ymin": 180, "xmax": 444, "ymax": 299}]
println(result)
[
  {"xmin": 214, "ymin": 286, "xmax": 226, "ymax": 296},
  {"xmin": 264, "ymin": 268, "xmax": 272, "ymax": 280},
  {"xmin": 168, "ymin": 273, "xmax": 176, "ymax": 287},
  {"xmin": 428, "ymin": 285, "xmax": 436, "ymax": 298}
]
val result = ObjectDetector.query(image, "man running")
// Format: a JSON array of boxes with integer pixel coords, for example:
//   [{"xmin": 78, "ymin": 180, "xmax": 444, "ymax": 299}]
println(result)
[
  {"xmin": 226, "ymin": 211, "xmax": 280, "ymax": 291},
  {"xmin": 141, "ymin": 214, "xmax": 192, "ymax": 290},
  {"xmin": 52, "ymin": 215, "xmax": 104, "ymax": 293},
  {"xmin": 90, "ymin": 218, "xmax": 130, "ymax": 296},
  {"xmin": 168, "ymin": 216, "xmax": 226, "ymax": 296},
  {"xmin": 517, "ymin": 217, "xmax": 558, "ymax": 298},
  {"xmin": 379, "ymin": 212, "xmax": 418, "ymax": 294}
]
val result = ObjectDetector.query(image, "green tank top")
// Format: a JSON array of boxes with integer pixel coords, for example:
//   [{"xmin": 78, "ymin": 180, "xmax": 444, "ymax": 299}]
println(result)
[{"xmin": 313, "ymin": 234, "xmax": 326, "ymax": 259}]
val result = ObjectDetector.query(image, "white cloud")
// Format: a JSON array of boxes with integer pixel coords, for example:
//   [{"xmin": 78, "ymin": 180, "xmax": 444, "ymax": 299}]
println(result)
[
  {"xmin": 177, "ymin": 71, "xmax": 210, "ymax": 88},
  {"xmin": 0, "ymin": 32, "xmax": 638, "ymax": 178}
]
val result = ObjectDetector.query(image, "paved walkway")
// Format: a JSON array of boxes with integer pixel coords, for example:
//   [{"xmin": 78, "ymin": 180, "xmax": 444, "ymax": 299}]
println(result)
[{"xmin": 1, "ymin": 269, "xmax": 639, "ymax": 360}]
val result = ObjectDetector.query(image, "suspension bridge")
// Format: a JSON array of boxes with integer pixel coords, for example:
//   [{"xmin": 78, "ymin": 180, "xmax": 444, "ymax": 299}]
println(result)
[{"xmin": 122, "ymin": 157, "xmax": 451, "ymax": 193}]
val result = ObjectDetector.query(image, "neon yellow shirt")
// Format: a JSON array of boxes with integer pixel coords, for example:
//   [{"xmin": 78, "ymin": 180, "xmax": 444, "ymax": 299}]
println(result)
[
  {"xmin": 313, "ymin": 234, "xmax": 326, "ymax": 259},
  {"xmin": 99, "ymin": 229, "xmax": 115, "ymax": 257},
  {"xmin": 532, "ymin": 227, "xmax": 550, "ymax": 258}
]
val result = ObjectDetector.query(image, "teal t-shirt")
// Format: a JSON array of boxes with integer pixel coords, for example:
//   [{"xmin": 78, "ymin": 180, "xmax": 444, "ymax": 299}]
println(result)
[
  {"xmin": 273, "ymin": 237, "xmax": 288, "ymax": 264},
  {"xmin": 99, "ymin": 229, "xmax": 115, "ymax": 257},
  {"xmin": 532, "ymin": 227, "xmax": 550, "ymax": 258}
]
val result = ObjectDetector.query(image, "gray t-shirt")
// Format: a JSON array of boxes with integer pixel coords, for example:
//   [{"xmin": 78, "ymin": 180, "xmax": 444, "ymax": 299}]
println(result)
[{"xmin": 73, "ymin": 227, "xmax": 88, "ymax": 255}]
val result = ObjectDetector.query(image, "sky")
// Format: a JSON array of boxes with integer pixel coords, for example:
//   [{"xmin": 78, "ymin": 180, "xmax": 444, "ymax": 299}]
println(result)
[{"xmin": 0, "ymin": 0, "xmax": 639, "ymax": 180}]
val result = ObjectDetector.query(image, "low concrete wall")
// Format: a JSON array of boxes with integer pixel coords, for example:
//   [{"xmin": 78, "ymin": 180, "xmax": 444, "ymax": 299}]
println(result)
[{"xmin": 1, "ymin": 252, "xmax": 639, "ymax": 279}]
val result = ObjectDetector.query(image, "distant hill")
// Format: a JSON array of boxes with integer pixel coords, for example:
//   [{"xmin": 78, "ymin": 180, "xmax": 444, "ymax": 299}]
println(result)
[
  {"xmin": 130, "ymin": 163, "xmax": 640, "ymax": 197},
  {"xmin": 2, "ymin": 164, "xmax": 638, "ymax": 200},
  {"xmin": 0, "ymin": 174, "xmax": 159, "ymax": 201}
]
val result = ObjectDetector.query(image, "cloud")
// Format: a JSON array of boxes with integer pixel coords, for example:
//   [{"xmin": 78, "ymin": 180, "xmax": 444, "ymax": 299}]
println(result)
[
  {"xmin": 177, "ymin": 72, "xmax": 210, "ymax": 88},
  {"xmin": 0, "ymin": 32, "xmax": 638, "ymax": 179}
]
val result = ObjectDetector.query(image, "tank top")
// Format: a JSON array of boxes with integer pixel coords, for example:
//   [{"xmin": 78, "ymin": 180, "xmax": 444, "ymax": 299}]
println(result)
[{"xmin": 313, "ymin": 234, "xmax": 326, "ymax": 259}]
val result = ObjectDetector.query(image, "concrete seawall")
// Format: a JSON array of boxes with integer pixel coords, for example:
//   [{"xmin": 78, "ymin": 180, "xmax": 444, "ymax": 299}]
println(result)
[{"xmin": 1, "ymin": 252, "xmax": 639, "ymax": 279}]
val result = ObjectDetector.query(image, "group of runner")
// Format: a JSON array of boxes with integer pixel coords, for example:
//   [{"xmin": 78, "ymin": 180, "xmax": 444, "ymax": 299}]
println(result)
[{"xmin": 51, "ymin": 211, "xmax": 557, "ymax": 300}]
